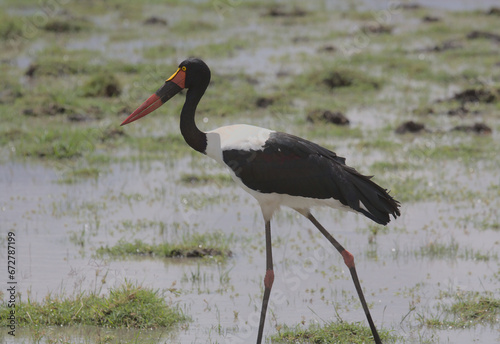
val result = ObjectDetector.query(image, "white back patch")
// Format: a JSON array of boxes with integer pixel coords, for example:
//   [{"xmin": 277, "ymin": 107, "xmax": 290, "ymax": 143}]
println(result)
[{"xmin": 206, "ymin": 124, "xmax": 274, "ymax": 163}]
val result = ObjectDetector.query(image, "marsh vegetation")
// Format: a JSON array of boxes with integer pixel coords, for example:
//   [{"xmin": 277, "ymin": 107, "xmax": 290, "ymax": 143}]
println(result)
[{"xmin": 1, "ymin": 1, "xmax": 499, "ymax": 343}]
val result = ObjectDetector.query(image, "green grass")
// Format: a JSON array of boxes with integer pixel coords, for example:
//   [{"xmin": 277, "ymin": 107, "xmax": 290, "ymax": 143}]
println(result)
[
  {"xmin": 42, "ymin": 17, "xmax": 91, "ymax": 33},
  {"xmin": 2, "ymin": 120, "xmax": 127, "ymax": 161},
  {"xmin": 142, "ymin": 44, "xmax": 175, "ymax": 59},
  {"xmin": 179, "ymin": 172, "xmax": 232, "ymax": 185},
  {"xmin": 17, "ymin": 128, "xmax": 93, "ymax": 159},
  {"xmin": 414, "ymin": 240, "xmax": 498, "ymax": 261},
  {"xmin": 370, "ymin": 160, "xmax": 417, "ymax": 173},
  {"xmin": 356, "ymin": 137, "xmax": 401, "ymax": 152},
  {"xmin": 348, "ymin": 51, "xmax": 454, "ymax": 84},
  {"xmin": 409, "ymin": 138, "xmax": 497, "ymax": 163},
  {"xmin": 297, "ymin": 122, "xmax": 364, "ymax": 140},
  {"xmin": 423, "ymin": 291, "xmax": 500, "ymax": 328},
  {"xmin": 170, "ymin": 19, "xmax": 218, "ymax": 33},
  {"xmin": 12, "ymin": 127, "xmax": 104, "ymax": 160},
  {"xmin": 417, "ymin": 240, "xmax": 460, "ymax": 260},
  {"xmin": 0, "ymin": 9, "xmax": 23, "ymax": 41},
  {"xmin": 123, "ymin": 133, "xmax": 191, "ymax": 160},
  {"xmin": 0, "ymin": 2, "xmax": 499, "ymax": 343},
  {"xmin": 57, "ymin": 167, "xmax": 101, "ymax": 184},
  {"xmin": 25, "ymin": 45, "xmax": 100, "ymax": 77},
  {"xmin": 187, "ymin": 38, "xmax": 248, "ymax": 58},
  {"xmin": 97, "ymin": 232, "xmax": 233, "ymax": 260},
  {"xmin": 200, "ymin": 71, "xmax": 261, "ymax": 117},
  {"xmin": 271, "ymin": 321, "xmax": 397, "ymax": 343},
  {"xmin": 81, "ymin": 72, "xmax": 122, "ymax": 98},
  {"xmin": 289, "ymin": 66, "xmax": 382, "ymax": 95},
  {"xmin": 379, "ymin": 176, "xmax": 435, "ymax": 203},
  {"xmin": 0, "ymin": 282, "xmax": 188, "ymax": 329}
]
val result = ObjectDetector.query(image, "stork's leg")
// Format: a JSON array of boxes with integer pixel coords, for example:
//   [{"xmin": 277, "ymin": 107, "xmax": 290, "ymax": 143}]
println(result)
[
  {"xmin": 256, "ymin": 220, "xmax": 274, "ymax": 344},
  {"xmin": 306, "ymin": 213, "xmax": 382, "ymax": 344}
]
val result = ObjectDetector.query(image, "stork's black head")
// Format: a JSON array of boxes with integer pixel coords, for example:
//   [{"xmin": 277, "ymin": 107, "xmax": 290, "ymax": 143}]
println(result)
[
  {"xmin": 121, "ymin": 58, "xmax": 211, "ymax": 126},
  {"xmin": 178, "ymin": 58, "xmax": 211, "ymax": 90}
]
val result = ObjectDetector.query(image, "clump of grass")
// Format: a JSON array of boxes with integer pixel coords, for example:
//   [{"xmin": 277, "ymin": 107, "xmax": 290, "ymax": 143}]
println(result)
[
  {"xmin": 0, "ymin": 128, "xmax": 29, "ymax": 146},
  {"xmin": 58, "ymin": 167, "xmax": 100, "ymax": 184},
  {"xmin": 321, "ymin": 69, "xmax": 381, "ymax": 91},
  {"xmin": 82, "ymin": 72, "xmax": 122, "ymax": 97},
  {"xmin": 42, "ymin": 18, "xmax": 90, "ymax": 33},
  {"xmin": 414, "ymin": 240, "xmax": 498, "ymax": 262},
  {"xmin": 370, "ymin": 160, "xmax": 416, "ymax": 173},
  {"xmin": 0, "ymin": 10, "xmax": 22, "ymax": 40},
  {"xmin": 26, "ymin": 47, "xmax": 96, "ymax": 77},
  {"xmin": 22, "ymin": 102, "xmax": 68, "ymax": 117},
  {"xmin": 266, "ymin": 5, "xmax": 307, "ymax": 17},
  {"xmin": 0, "ymin": 282, "xmax": 188, "ymax": 329},
  {"xmin": 361, "ymin": 23, "xmax": 393, "ymax": 34},
  {"xmin": 7, "ymin": 123, "xmax": 126, "ymax": 161},
  {"xmin": 97, "ymin": 232, "xmax": 233, "ymax": 260},
  {"xmin": 0, "ymin": 78, "xmax": 23, "ymax": 104},
  {"xmin": 179, "ymin": 172, "xmax": 232, "ymax": 186},
  {"xmin": 15, "ymin": 127, "xmax": 98, "ymax": 160},
  {"xmin": 288, "ymin": 66, "xmax": 382, "ymax": 97},
  {"xmin": 449, "ymin": 294, "xmax": 499, "ymax": 325},
  {"xmin": 423, "ymin": 291, "xmax": 500, "ymax": 328},
  {"xmin": 25, "ymin": 61, "xmax": 77, "ymax": 78},
  {"xmin": 417, "ymin": 240, "xmax": 459, "ymax": 260},
  {"xmin": 271, "ymin": 321, "xmax": 397, "ymax": 343}
]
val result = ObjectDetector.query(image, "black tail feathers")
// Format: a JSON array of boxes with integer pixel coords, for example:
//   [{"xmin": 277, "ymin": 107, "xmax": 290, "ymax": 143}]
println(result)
[{"xmin": 345, "ymin": 168, "xmax": 401, "ymax": 225}]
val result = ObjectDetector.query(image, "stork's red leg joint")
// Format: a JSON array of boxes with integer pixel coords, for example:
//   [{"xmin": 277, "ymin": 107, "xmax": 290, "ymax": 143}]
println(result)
[
  {"xmin": 264, "ymin": 269, "xmax": 274, "ymax": 289},
  {"xmin": 341, "ymin": 250, "xmax": 355, "ymax": 269}
]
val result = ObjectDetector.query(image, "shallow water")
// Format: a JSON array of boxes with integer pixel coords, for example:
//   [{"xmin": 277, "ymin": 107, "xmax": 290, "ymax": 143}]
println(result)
[
  {"xmin": 2, "ymin": 155, "xmax": 498, "ymax": 343},
  {"xmin": 2, "ymin": 0, "xmax": 500, "ymax": 343}
]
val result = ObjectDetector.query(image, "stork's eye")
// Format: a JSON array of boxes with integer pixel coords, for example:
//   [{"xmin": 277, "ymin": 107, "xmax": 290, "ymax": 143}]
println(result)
[{"xmin": 181, "ymin": 66, "xmax": 187, "ymax": 71}]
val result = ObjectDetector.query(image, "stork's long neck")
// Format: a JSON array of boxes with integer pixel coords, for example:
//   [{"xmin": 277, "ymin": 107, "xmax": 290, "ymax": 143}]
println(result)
[{"xmin": 180, "ymin": 87, "xmax": 207, "ymax": 154}]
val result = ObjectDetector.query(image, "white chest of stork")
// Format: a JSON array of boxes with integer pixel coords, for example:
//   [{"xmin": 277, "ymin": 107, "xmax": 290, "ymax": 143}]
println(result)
[{"xmin": 121, "ymin": 58, "xmax": 400, "ymax": 344}]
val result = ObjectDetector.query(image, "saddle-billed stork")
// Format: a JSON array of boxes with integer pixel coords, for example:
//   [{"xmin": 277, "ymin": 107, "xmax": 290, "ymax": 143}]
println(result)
[{"xmin": 121, "ymin": 58, "xmax": 400, "ymax": 344}]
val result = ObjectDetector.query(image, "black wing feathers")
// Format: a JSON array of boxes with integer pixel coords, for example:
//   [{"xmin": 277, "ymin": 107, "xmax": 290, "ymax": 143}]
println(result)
[
  {"xmin": 343, "ymin": 165, "xmax": 400, "ymax": 224},
  {"xmin": 223, "ymin": 132, "xmax": 400, "ymax": 225}
]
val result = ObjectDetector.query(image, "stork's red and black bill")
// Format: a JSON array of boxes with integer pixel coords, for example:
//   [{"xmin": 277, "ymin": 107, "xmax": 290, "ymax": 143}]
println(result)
[{"xmin": 121, "ymin": 67, "xmax": 186, "ymax": 126}]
